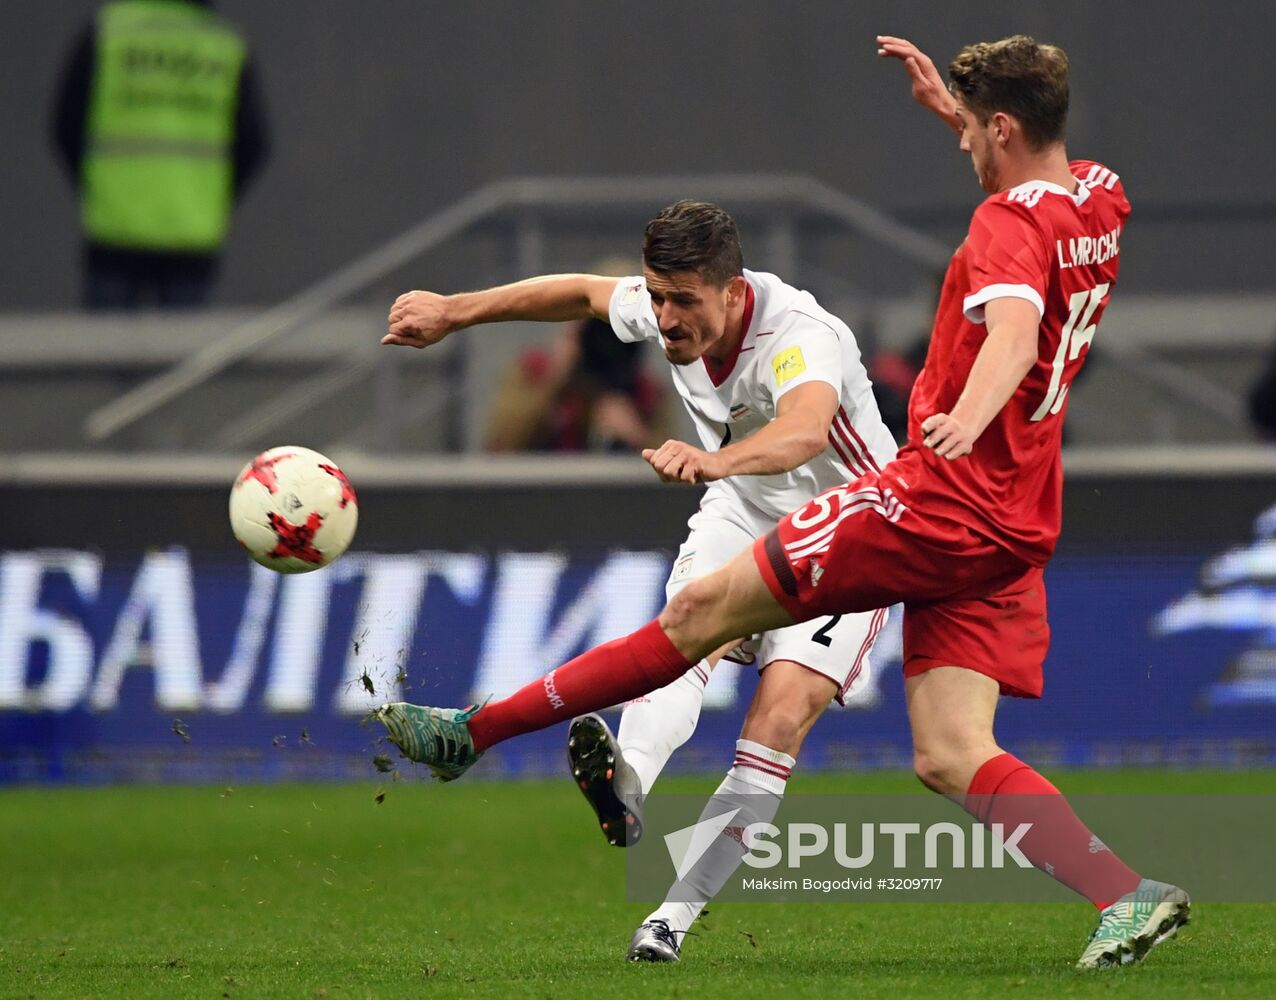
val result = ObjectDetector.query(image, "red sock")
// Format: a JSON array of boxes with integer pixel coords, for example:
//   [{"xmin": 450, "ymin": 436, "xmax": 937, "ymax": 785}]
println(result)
[
  {"xmin": 467, "ymin": 619, "xmax": 692, "ymax": 753},
  {"xmin": 965, "ymin": 753, "xmax": 1142, "ymax": 909}
]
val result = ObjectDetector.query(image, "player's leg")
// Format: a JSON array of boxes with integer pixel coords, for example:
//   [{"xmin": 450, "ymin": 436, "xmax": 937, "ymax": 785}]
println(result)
[
  {"xmin": 380, "ymin": 476, "xmax": 911, "ymax": 780},
  {"xmin": 906, "ymin": 589, "xmax": 1144, "ymax": 902},
  {"xmin": 605, "ymin": 505, "xmax": 762, "ymax": 815},
  {"xmin": 611, "ymin": 644, "xmax": 729, "ymax": 802},
  {"xmin": 631, "ymin": 609, "xmax": 888, "ymax": 959},
  {"xmin": 379, "ymin": 475, "xmax": 915, "ymax": 780},
  {"xmin": 598, "ymin": 482, "xmax": 910, "ymax": 816},
  {"xmin": 377, "ymin": 544, "xmax": 794, "ymax": 781},
  {"xmin": 904, "ymin": 578, "xmax": 1188, "ymax": 968},
  {"xmin": 905, "ymin": 665, "xmax": 1002, "ymax": 795},
  {"xmin": 629, "ymin": 659, "xmax": 835, "ymax": 961},
  {"xmin": 569, "ymin": 639, "xmax": 736, "ymax": 847}
]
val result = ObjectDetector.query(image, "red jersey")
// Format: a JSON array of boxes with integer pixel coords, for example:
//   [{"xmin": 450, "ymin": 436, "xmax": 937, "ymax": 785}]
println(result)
[{"xmin": 904, "ymin": 160, "xmax": 1131, "ymax": 565}]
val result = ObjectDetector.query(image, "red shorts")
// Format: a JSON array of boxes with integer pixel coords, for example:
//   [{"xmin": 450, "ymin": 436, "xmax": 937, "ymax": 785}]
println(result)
[{"xmin": 752, "ymin": 475, "xmax": 1049, "ymax": 698}]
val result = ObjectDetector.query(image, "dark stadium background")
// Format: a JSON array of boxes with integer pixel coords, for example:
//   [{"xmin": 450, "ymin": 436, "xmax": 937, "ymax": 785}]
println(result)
[{"xmin": 7, "ymin": 1, "xmax": 1273, "ymax": 305}]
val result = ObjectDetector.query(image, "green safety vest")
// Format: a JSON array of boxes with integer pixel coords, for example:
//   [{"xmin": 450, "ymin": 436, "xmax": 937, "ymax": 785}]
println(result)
[{"xmin": 82, "ymin": 0, "xmax": 246, "ymax": 251}]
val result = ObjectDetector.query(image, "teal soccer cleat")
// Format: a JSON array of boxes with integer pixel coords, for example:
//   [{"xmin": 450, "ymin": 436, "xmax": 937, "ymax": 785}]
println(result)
[
  {"xmin": 1076, "ymin": 878, "xmax": 1190, "ymax": 969},
  {"xmin": 376, "ymin": 702, "xmax": 483, "ymax": 782}
]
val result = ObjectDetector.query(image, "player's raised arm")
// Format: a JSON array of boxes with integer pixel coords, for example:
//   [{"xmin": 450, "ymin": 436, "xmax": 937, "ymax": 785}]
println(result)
[
  {"xmin": 382, "ymin": 274, "xmax": 620, "ymax": 348},
  {"xmin": 876, "ymin": 35, "xmax": 962, "ymax": 135},
  {"xmin": 921, "ymin": 296, "xmax": 1040, "ymax": 459}
]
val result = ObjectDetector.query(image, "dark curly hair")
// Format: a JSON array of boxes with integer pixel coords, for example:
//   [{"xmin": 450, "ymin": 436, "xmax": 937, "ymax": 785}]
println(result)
[
  {"xmin": 948, "ymin": 35, "xmax": 1069, "ymax": 150},
  {"xmin": 642, "ymin": 200, "xmax": 744, "ymax": 287}
]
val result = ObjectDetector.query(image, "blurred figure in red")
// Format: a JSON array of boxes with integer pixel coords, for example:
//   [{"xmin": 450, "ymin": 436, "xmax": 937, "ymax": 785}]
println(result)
[
  {"xmin": 485, "ymin": 259, "xmax": 667, "ymax": 452},
  {"xmin": 869, "ymin": 335, "xmax": 929, "ymax": 443}
]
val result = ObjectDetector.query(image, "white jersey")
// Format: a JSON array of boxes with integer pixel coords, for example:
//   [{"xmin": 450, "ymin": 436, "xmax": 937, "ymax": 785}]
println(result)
[{"xmin": 609, "ymin": 268, "xmax": 898, "ymax": 521}]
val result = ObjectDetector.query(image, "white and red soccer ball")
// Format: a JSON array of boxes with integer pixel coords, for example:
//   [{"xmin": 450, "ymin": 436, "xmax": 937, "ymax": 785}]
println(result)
[{"xmin": 229, "ymin": 446, "xmax": 358, "ymax": 573}]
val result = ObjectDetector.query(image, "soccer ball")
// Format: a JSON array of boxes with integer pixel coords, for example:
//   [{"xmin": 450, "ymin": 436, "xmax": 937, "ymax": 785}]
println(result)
[{"xmin": 229, "ymin": 446, "xmax": 358, "ymax": 573}]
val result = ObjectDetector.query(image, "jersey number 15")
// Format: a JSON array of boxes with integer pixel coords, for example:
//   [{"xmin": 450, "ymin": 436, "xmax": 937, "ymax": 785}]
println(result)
[{"xmin": 1031, "ymin": 282, "xmax": 1110, "ymax": 422}]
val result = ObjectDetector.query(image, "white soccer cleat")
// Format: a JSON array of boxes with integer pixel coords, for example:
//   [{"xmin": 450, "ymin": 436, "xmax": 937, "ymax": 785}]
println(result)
[
  {"xmin": 626, "ymin": 919, "xmax": 681, "ymax": 962},
  {"xmin": 1076, "ymin": 878, "xmax": 1190, "ymax": 969}
]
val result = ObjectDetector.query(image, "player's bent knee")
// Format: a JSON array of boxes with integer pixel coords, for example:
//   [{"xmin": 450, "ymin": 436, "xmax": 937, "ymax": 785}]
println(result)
[
  {"xmin": 913, "ymin": 749, "xmax": 962, "ymax": 795},
  {"xmin": 659, "ymin": 577, "xmax": 731, "ymax": 650},
  {"xmin": 660, "ymin": 580, "xmax": 712, "ymax": 631},
  {"xmin": 742, "ymin": 699, "xmax": 821, "ymax": 758}
]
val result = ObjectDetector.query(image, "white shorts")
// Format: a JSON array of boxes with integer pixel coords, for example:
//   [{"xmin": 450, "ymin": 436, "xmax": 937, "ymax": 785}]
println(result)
[{"xmin": 666, "ymin": 488, "xmax": 888, "ymax": 705}]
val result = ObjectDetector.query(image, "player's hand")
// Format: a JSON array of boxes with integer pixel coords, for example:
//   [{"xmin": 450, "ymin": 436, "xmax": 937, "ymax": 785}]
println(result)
[
  {"xmin": 921, "ymin": 412, "xmax": 975, "ymax": 460},
  {"xmin": 876, "ymin": 35, "xmax": 959, "ymax": 127},
  {"xmin": 642, "ymin": 440, "xmax": 724, "ymax": 484},
  {"xmin": 383, "ymin": 290, "xmax": 454, "ymax": 348}
]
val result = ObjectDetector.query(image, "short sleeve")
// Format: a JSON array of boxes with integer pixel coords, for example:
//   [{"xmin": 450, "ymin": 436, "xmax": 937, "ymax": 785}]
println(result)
[
  {"xmin": 962, "ymin": 199, "xmax": 1050, "ymax": 324},
  {"xmin": 608, "ymin": 276, "xmax": 660, "ymax": 344},
  {"xmin": 761, "ymin": 317, "xmax": 843, "ymax": 405}
]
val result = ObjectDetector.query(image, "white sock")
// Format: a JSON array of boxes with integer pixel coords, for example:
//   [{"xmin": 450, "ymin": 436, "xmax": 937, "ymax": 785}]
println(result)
[
  {"xmin": 616, "ymin": 662, "xmax": 711, "ymax": 798},
  {"xmin": 644, "ymin": 739, "xmax": 794, "ymax": 936}
]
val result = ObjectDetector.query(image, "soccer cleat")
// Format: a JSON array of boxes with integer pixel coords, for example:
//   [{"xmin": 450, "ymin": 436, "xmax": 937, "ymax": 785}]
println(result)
[
  {"xmin": 567, "ymin": 714, "xmax": 643, "ymax": 847},
  {"xmin": 375, "ymin": 702, "xmax": 483, "ymax": 782},
  {"xmin": 1075, "ymin": 878, "xmax": 1191, "ymax": 969},
  {"xmin": 626, "ymin": 919, "xmax": 681, "ymax": 962}
]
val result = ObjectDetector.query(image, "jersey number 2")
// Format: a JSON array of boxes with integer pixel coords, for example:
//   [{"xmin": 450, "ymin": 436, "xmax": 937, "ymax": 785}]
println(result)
[
  {"xmin": 811, "ymin": 615, "xmax": 842, "ymax": 647},
  {"xmin": 1031, "ymin": 282, "xmax": 1109, "ymax": 422}
]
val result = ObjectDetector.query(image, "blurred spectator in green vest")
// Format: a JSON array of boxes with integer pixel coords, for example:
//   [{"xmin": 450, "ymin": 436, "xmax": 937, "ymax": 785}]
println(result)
[{"xmin": 52, "ymin": 0, "xmax": 268, "ymax": 310}]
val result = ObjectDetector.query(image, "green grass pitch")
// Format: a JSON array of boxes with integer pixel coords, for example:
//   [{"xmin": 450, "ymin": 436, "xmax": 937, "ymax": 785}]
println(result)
[{"xmin": 3, "ymin": 770, "xmax": 1275, "ymax": 998}]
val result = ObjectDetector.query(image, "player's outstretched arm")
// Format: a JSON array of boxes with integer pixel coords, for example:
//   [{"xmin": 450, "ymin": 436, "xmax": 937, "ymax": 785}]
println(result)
[
  {"xmin": 383, "ymin": 274, "xmax": 619, "ymax": 348},
  {"xmin": 921, "ymin": 297, "xmax": 1039, "ymax": 459},
  {"xmin": 876, "ymin": 35, "xmax": 961, "ymax": 136}
]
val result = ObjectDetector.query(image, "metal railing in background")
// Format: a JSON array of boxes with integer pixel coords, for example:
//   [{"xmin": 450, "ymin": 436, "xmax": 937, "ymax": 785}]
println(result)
[
  {"xmin": 68, "ymin": 174, "xmax": 1265, "ymax": 452},
  {"xmin": 81, "ymin": 174, "xmax": 952, "ymax": 449}
]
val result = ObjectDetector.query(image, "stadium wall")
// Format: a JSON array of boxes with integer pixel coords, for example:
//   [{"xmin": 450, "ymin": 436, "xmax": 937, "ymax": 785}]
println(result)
[
  {"xmin": 2, "ymin": 456, "xmax": 1274, "ymax": 784},
  {"xmin": 9, "ymin": 2, "xmax": 1276, "ymax": 307}
]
